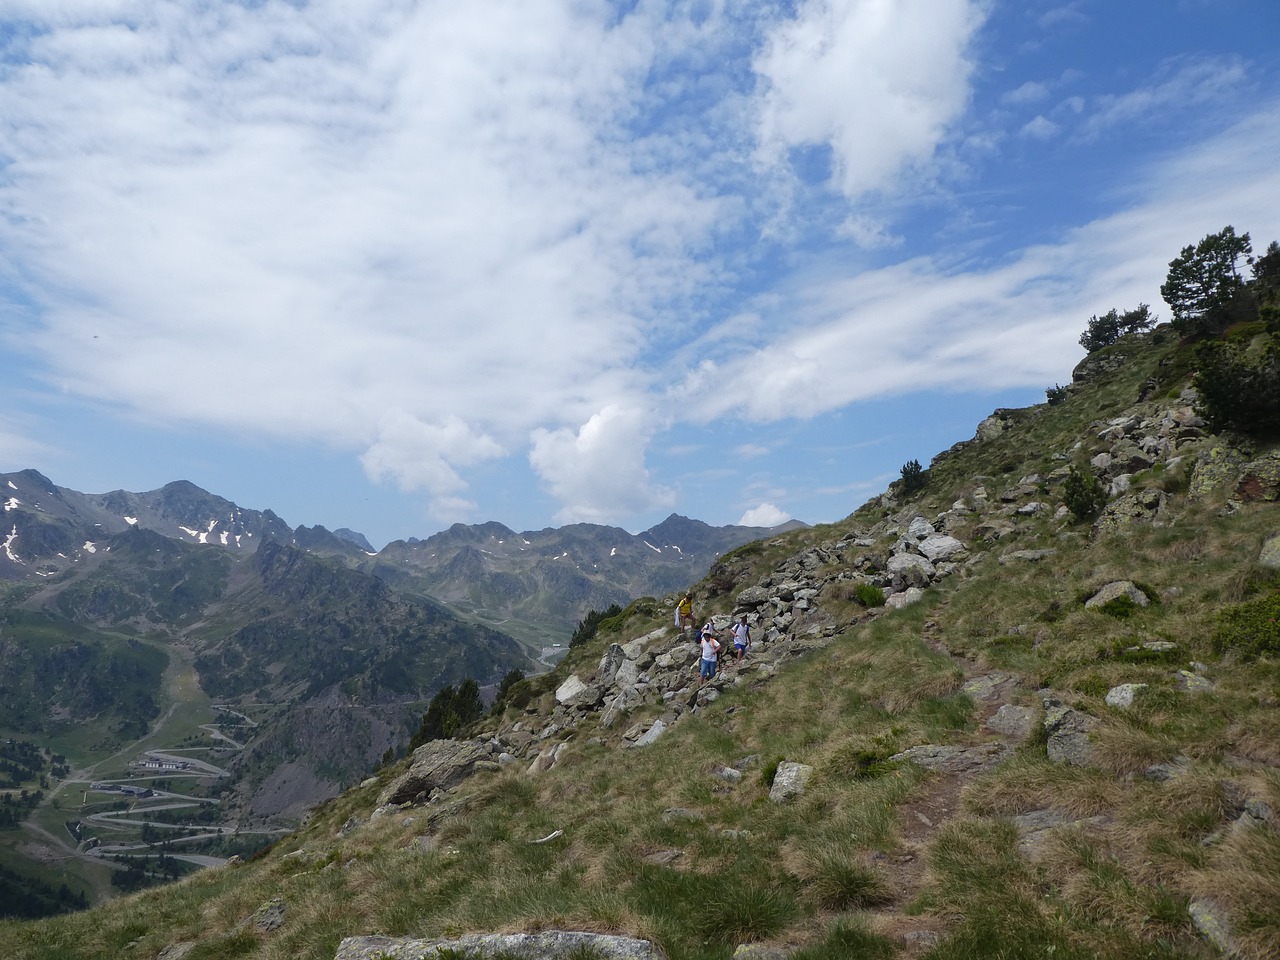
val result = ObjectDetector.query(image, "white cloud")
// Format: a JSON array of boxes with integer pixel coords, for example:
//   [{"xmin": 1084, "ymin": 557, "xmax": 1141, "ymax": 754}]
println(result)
[
  {"xmin": 1019, "ymin": 115, "xmax": 1059, "ymax": 140},
  {"xmin": 1080, "ymin": 56, "xmax": 1248, "ymax": 139},
  {"xmin": 528, "ymin": 405, "xmax": 675, "ymax": 524},
  {"xmin": 1002, "ymin": 80, "xmax": 1050, "ymax": 105},
  {"xmin": 738, "ymin": 502, "xmax": 790, "ymax": 527},
  {"xmin": 754, "ymin": 0, "xmax": 986, "ymax": 200},
  {"xmin": 678, "ymin": 100, "xmax": 1280, "ymax": 424},
  {"xmin": 734, "ymin": 443, "xmax": 770, "ymax": 459}
]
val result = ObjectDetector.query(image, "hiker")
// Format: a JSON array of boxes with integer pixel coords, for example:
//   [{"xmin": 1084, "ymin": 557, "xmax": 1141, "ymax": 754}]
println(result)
[
  {"xmin": 698, "ymin": 625, "xmax": 721, "ymax": 685},
  {"xmin": 677, "ymin": 594, "xmax": 694, "ymax": 635},
  {"xmin": 731, "ymin": 615, "xmax": 751, "ymax": 665}
]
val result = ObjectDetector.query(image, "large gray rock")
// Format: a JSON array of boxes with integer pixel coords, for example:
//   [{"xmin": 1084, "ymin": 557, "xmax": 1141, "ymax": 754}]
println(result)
[
  {"xmin": 736, "ymin": 585, "xmax": 771, "ymax": 608},
  {"xmin": 891, "ymin": 743, "xmax": 1009, "ymax": 773},
  {"xmin": 1260, "ymin": 533, "xmax": 1280, "ymax": 570},
  {"xmin": 918, "ymin": 534, "xmax": 966, "ymax": 561},
  {"xmin": 1104, "ymin": 683, "xmax": 1147, "ymax": 709},
  {"xmin": 377, "ymin": 740, "xmax": 489, "ymax": 807},
  {"xmin": 336, "ymin": 930, "xmax": 665, "ymax": 960},
  {"xmin": 1084, "ymin": 581, "xmax": 1149, "ymax": 610},
  {"xmin": 887, "ymin": 553, "xmax": 936, "ymax": 588},
  {"xmin": 1188, "ymin": 900, "xmax": 1238, "ymax": 957},
  {"xmin": 985, "ymin": 705, "xmax": 1036, "ymax": 741},
  {"xmin": 555, "ymin": 675, "xmax": 602, "ymax": 710},
  {"xmin": 598, "ymin": 644, "xmax": 626, "ymax": 683},
  {"xmin": 768, "ymin": 761, "xmax": 813, "ymax": 802},
  {"xmin": 1042, "ymin": 699, "xmax": 1097, "ymax": 767}
]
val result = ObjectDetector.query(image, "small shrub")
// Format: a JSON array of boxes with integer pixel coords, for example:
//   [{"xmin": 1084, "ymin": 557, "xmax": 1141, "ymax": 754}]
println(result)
[
  {"xmin": 1097, "ymin": 595, "xmax": 1140, "ymax": 619},
  {"xmin": 1212, "ymin": 592, "xmax": 1280, "ymax": 658},
  {"xmin": 899, "ymin": 458, "xmax": 927, "ymax": 494},
  {"xmin": 1046, "ymin": 383, "xmax": 1069, "ymax": 405},
  {"xmin": 1063, "ymin": 466, "xmax": 1107, "ymax": 522},
  {"xmin": 853, "ymin": 582, "xmax": 885, "ymax": 608}
]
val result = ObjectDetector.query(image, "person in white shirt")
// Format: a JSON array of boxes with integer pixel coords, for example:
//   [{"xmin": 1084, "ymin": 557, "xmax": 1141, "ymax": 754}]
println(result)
[
  {"xmin": 698, "ymin": 627, "xmax": 721, "ymax": 685},
  {"xmin": 731, "ymin": 615, "xmax": 751, "ymax": 665}
]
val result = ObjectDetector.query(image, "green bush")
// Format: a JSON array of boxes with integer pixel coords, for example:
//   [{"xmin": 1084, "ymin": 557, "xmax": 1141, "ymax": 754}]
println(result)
[
  {"xmin": 1045, "ymin": 383, "xmax": 1069, "ymax": 405},
  {"xmin": 899, "ymin": 459, "xmax": 927, "ymax": 494},
  {"xmin": 1212, "ymin": 592, "xmax": 1280, "ymax": 658},
  {"xmin": 1192, "ymin": 334, "xmax": 1280, "ymax": 437},
  {"xmin": 1063, "ymin": 466, "xmax": 1107, "ymax": 522},
  {"xmin": 853, "ymin": 582, "xmax": 886, "ymax": 608}
]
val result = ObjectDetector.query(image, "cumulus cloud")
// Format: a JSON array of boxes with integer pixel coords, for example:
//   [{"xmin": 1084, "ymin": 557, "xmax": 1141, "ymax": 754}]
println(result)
[
  {"xmin": 1019, "ymin": 115, "xmax": 1059, "ymax": 140},
  {"xmin": 754, "ymin": 0, "xmax": 986, "ymax": 199},
  {"xmin": 739, "ymin": 502, "xmax": 790, "ymax": 527},
  {"xmin": 528, "ymin": 405, "xmax": 675, "ymax": 524}
]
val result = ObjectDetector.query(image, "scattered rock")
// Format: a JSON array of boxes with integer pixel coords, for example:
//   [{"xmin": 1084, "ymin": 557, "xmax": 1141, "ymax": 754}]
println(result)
[
  {"xmin": 335, "ymin": 930, "xmax": 665, "ymax": 960},
  {"xmin": 378, "ymin": 740, "xmax": 490, "ymax": 808},
  {"xmin": 984, "ymin": 705, "xmax": 1036, "ymax": 741},
  {"xmin": 768, "ymin": 762, "xmax": 813, "ymax": 802},
  {"xmin": 1042, "ymin": 698, "xmax": 1097, "ymax": 767},
  {"xmin": 1188, "ymin": 899, "xmax": 1239, "ymax": 957},
  {"xmin": 1085, "ymin": 581, "xmax": 1150, "ymax": 610},
  {"xmin": 890, "ymin": 743, "xmax": 1009, "ymax": 773},
  {"xmin": 1104, "ymin": 683, "xmax": 1148, "ymax": 709}
]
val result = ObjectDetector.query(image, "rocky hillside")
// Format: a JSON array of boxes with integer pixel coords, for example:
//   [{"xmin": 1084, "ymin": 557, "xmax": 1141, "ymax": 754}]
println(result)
[{"xmin": 2, "ymin": 324, "xmax": 1278, "ymax": 960}]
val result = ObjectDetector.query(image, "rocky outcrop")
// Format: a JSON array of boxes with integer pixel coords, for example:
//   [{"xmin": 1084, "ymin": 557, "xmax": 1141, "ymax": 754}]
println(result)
[
  {"xmin": 336, "ymin": 931, "xmax": 665, "ymax": 960},
  {"xmin": 377, "ymin": 740, "xmax": 489, "ymax": 807}
]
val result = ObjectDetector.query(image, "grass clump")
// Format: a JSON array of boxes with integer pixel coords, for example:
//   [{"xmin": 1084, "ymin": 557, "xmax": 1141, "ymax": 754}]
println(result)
[
  {"xmin": 1212, "ymin": 591, "xmax": 1280, "ymax": 658},
  {"xmin": 852, "ymin": 582, "xmax": 885, "ymax": 607}
]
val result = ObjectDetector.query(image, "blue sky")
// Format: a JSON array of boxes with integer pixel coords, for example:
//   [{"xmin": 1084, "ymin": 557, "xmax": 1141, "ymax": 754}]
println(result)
[{"xmin": 1, "ymin": 0, "xmax": 1278, "ymax": 549}]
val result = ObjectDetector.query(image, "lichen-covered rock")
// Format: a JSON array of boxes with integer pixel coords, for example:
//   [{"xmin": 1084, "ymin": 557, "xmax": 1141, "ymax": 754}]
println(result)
[
  {"xmin": 377, "ymin": 740, "xmax": 489, "ymax": 807},
  {"xmin": 1043, "ymin": 698, "xmax": 1097, "ymax": 767},
  {"xmin": 1237, "ymin": 452, "xmax": 1280, "ymax": 501},
  {"xmin": 1259, "ymin": 533, "xmax": 1280, "ymax": 570},
  {"xmin": 1095, "ymin": 489, "xmax": 1166, "ymax": 530},
  {"xmin": 1188, "ymin": 900, "xmax": 1238, "ymax": 957},
  {"xmin": 1084, "ymin": 581, "xmax": 1149, "ymax": 610},
  {"xmin": 1188, "ymin": 445, "xmax": 1247, "ymax": 500},
  {"xmin": 335, "ymin": 930, "xmax": 665, "ymax": 960},
  {"xmin": 891, "ymin": 743, "xmax": 1009, "ymax": 773},
  {"xmin": 1104, "ymin": 683, "xmax": 1147, "ymax": 709},
  {"xmin": 768, "ymin": 761, "xmax": 812, "ymax": 802}
]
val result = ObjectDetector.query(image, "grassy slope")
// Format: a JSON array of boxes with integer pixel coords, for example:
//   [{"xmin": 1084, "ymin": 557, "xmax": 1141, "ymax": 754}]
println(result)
[{"xmin": 1, "ymin": 331, "xmax": 1278, "ymax": 960}]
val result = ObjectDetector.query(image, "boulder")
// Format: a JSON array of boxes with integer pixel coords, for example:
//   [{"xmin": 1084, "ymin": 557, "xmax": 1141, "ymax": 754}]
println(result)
[
  {"xmin": 1237, "ymin": 452, "xmax": 1280, "ymax": 501},
  {"xmin": 887, "ymin": 553, "xmax": 935, "ymax": 588},
  {"xmin": 1042, "ymin": 698, "xmax": 1097, "ymax": 767},
  {"xmin": 598, "ymin": 644, "xmax": 626, "ymax": 683},
  {"xmin": 1095, "ymin": 489, "xmax": 1166, "ymax": 531},
  {"xmin": 1084, "ymin": 581, "xmax": 1149, "ymax": 610},
  {"xmin": 1104, "ymin": 683, "xmax": 1147, "ymax": 709},
  {"xmin": 918, "ymin": 534, "xmax": 966, "ymax": 561},
  {"xmin": 736, "ymin": 585, "xmax": 771, "ymax": 608},
  {"xmin": 891, "ymin": 743, "xmax": 1008, "ymax": 773},
  {"xmin": 885, "ymin": 587, "xmax": 925, "ymax": 609},
  {"xmin": 985, "ymin": 705, "xmax": 1036, "ymax": 741},
  {"xmin": 335, "ymin": 931, "xmax": 665, "ymax": 960},
  {"xmin": 1260, "ymin": 533, "xmax": 1280, "ymax": 570},
  {"xmin": 630, "ymin": 719, "xmax": 667, "ymax": 748},
  {"xmin": 1188, "ymin": 445, "xmax": 1247, "ymax": 500},
  {"xmin": 768, "ymin": 761, "xmax": 813, "ymax": 802},
  {"xmin": 377, "ymin": 740, "xmax": 489, "ymax": 807}
]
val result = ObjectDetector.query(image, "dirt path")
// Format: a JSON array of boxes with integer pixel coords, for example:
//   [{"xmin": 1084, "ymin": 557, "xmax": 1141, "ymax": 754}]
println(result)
[{"xmin": 866, "ymin": 611, "xmax": 1030, "ymax": 954}]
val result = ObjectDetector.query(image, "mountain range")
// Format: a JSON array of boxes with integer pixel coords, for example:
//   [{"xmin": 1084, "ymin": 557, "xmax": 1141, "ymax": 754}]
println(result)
[{"xmin": 0, "ymin": 473, "xmax": 798, "ymax": 827}]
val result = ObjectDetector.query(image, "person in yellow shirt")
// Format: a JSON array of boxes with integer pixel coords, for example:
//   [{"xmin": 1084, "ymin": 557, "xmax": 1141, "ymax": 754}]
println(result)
[{"xmin": 677, "ymin": 594, "xmax": 694, "ymax": 635}]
